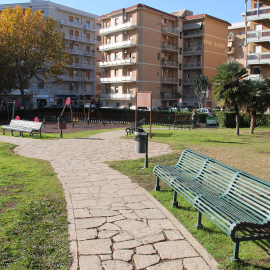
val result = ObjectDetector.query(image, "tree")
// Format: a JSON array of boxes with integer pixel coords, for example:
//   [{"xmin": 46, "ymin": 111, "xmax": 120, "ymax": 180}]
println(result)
[
  {"xmin": 212, "ymin": 61, "xmax": 249, "ymax": 135},
  {"xmin": 244, "ymin": 79, "xmax": 270, "ymax": 134},
  {"xmin": 0, "ymin": 6, "xmax": 69, "ymax": 107},
  {"xmin": 192, "ymin": 75, "xmax": 212, "ymax": 108}
]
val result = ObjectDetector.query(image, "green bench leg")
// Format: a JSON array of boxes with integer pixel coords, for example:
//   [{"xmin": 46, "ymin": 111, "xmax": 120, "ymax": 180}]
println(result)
[
  {"xmin": 195, "ymin": 212, "xmax": 204, "ymax": 229},
  {"xmin": 155, "ymin": 177, "xmax": 160, "ymax": 191},
  {"xmin": 11, "ymin": 130, "xmax": 13, "ymax": 136},
  {"xmin": 3, "ymin": 130, "xmax": 5, "ymax": 135},
  {"xmin": 231, "ymin": 242, "xmax": 241, "ymax": 262},
  {"xmin": 171, "ymin": 191, "xmax": 178, "ymax": 208}
]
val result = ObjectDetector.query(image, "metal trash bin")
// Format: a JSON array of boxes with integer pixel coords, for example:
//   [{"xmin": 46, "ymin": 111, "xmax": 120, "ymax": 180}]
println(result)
[
  {"xmin": 58, "ymin": 116, "xmax": 66, "ymax": 129},
  {"xmin": 134, "ymin": 131, "xmax": 148, "ymax": 153}
]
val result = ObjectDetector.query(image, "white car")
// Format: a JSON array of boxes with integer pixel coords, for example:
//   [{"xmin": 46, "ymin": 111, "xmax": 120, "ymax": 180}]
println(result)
[{"xmin": 196, "ymin": 108, "xmax": 216, "ymax": 116}]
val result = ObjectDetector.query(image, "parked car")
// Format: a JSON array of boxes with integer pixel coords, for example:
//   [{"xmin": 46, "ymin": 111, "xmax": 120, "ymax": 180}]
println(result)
[{"xmin": 196, "ymin": 108, "xmax": 216, "ymax": 116}]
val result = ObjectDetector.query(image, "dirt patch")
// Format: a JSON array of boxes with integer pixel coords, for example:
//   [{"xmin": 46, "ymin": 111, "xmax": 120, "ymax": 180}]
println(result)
[{"xmin": 0, "ymin": 185, "xmax": 23, "ymax": 196}]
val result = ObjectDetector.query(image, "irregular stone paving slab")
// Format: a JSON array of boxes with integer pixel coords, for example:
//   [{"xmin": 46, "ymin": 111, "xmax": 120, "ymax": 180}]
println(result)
[
  {"xmin": 134, "ymin": 254, "xmax": 160, "ymax": 270},
  {"xmin": 72, "ymin": 199, "xmax": 97, "ymax": 209},
  {"xmin": 114, "ymin": 219, "xmax": 147, "ymax": 231},
  {"xmin": 107, "ymin": 215, "xmax": 126, "ymax": 223},
  {"xmin": 75, "ymin": 217, "xmax": 106, "ymax": 229},
  {"xmin": 148, "ymin": 219, "xmax": 177, "ymax": 230},
  {"xmin": 183, "ymin": 257, "xmax": 212, "ymax": 270},
  {"xmin": 102, "ymin": 260, "xmax": 134, "ymax": 270},
  {"xmin": 78, "ymin": 239, "xmax": 112, "ymax": 255},
  {"xmin": 124, "ymin": 195, "xmax": 150, "ymax": 202},
  {"xmin": 113, "ymin": 249, "xmax": 134, "ymax": 261},
  {"xmin": 141, "ymin": 233, "xmax": 165, "ymax": 245},
  {"xmin": 90, "ymin": 210, "xmax": 119, "ymax": 217},
  {"xmin": 164, "ymin": 230, "xmax": 185, "ymax": 241},
  {"xmin": 135, "ymin": 209, "xmax": 167, "ymax": 219},
  {"xmin": 127, "ymin": 202, "xmax": 149, "ymax": 209},
  {"xmin": 132, "ymin": 227, "xmax": 163, "ymax": 239},
  {"xmin": 77, "ymin": 229, "xmax": 97, "ymax": 240},
  {"xmin": 99, "ymin": 223, "xmax": 121, "ymax": 231},
  {"xmin": 113, "ymin": 239, "xmax": 142, "ymax": 250},
  {"xmin": 136, "ymin": 245, "xmax": 157, "ymax": 255},
  {"xmin": 79, "ymin": 255, "xmax": 102, "ymax": 270},
  {"xmin": 74, "ymin": 209, "xmax": 92, "ymax": 218},
  {"xmin": 113, "ymin": 232, "xmax": 134, "ymax": 242},
  {"xmin": 98, "ymin": 230, "xmax": 119, "ymax": 239},
  {"xmin": 154, "ymin": 241, "xmax": 199, "ymax": 259},
  {"xmin": 146, "ymin": 260, "xmax": 184, "ymax": 270},
  {"xmin": 99, "ymin": 254, "xmax": 112, "ymax": 261}
]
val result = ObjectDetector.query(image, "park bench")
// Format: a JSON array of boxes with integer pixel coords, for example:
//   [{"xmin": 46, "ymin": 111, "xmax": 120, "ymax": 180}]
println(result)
[
  {"xmin": 125, "ymin": 118, "xmax": 146, "ymax": 135},
  {"xmin": 168, "ymin": 120, "xmax": 197, "ymax": 130},
  {"xmin": 2, "ymin": 119, "xmax": 44, "ymax": 138},
  {"xmin": 153, "ymin": 149, "xmax": 270, "ymax": 261}
]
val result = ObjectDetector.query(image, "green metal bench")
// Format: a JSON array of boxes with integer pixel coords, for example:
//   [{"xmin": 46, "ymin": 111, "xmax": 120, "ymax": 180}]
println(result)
[
  {"xmin": 2, "ymin": 119, "xmax": 43, "ymax": 138},
  {"xmin": 168, "ymin": 120, "xmax": 197, "ymax": 130},
  {"xmin": 153, "ymin": 149, "xmax": 270, "ymax": 261},
  {"xmin": 125, "ymin": 118, "xmax": 146, "ymax": 135}
]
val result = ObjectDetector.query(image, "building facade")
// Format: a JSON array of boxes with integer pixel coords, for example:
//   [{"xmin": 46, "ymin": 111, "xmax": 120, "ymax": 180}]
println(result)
[
  {"xmin": 98, "ymin": 5, "xmax": 230, "ymax": 108},
  {"xmin": 0, "ymin": 0, "xmax": 101, "ymax": 108}
]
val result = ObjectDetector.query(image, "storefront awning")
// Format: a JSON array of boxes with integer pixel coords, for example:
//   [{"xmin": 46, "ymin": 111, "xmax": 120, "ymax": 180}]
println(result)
[{"xmin": 183, "ymin": 21, "xmax": 203, "ymax": 31}]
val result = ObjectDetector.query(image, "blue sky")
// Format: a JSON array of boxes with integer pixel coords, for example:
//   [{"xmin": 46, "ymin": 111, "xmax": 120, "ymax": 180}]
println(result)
[{"xmin": 2, "ymin": 0, "xmax": 249, "ymax": 24}]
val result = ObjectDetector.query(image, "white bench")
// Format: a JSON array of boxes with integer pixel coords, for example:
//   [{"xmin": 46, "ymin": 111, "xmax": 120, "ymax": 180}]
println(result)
[{"xmin": 2, "ymin": 119, "xmax": 43, "ymax": 138}]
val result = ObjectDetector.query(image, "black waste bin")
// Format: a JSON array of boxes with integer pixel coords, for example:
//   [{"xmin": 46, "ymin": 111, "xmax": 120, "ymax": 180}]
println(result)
[
  {"xmin": 58, "ymin": 116, "xmax": 66, "ymax": 129},
  {"xmin": 134, "ymin": 131, "xmax": 148, "ymax": 153}
]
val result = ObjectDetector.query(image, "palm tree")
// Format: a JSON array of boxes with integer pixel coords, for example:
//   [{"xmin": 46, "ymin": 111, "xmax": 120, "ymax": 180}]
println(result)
[
  {"xmin": 212, "ymin": 61, "xmax": 249, "ymax": 135},
  {"xmin": 244, "ymin": 79, "xmax": 270, "ymax": 134}
]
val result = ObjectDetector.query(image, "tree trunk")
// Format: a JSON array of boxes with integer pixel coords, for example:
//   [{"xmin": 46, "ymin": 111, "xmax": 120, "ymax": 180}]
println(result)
[
  {"xmin": 235, "ymin": 105, "xmax": 240, "ymax": 135},
  {"xmin": 20, "ymin": 87, "xmax": 27, "ymax": 108},
  {"xmin": 250, "ymin": 110, "xmax": 257, "ymax": 134}
]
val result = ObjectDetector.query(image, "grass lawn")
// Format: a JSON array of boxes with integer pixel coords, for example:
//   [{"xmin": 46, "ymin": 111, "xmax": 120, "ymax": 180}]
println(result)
[{"xmin": 108, "ymin": 126, "xmax": 270, "ymax": 270}]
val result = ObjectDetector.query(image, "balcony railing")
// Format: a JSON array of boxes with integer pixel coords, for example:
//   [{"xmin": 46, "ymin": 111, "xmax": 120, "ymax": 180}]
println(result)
[
  {"xmin": 182, "ymin": 94, "xmax": 197, "ymax": 99},
  {"xmin": 100, "ymin": 22, "xmax": 137, "ymax": 35},
  {"xmin": 56, "ymin": 90, "xmax": 75, "ymax": 95},
  {"xmin": 83, "ymin": 24, "xmax": 96, "ymax": 31},
  {"xmin": 83, "ymin": 77, "xmax": 95, "ymax": 82},
  {"xmin": 83, "ymin": 51, "xmax": 96, "ymax": 57},
  {"xmin": 60, "ymin": 76, "xmax": 94, "ymax": 82},
  {"xmin": 69, "ymin": 49, "xmax": 83, "ymax": 55},
  {"xmin": 227, "ymin": 47, "xmax": 235, "ymax": 54},
  {"xmin": 245, "ymin": 7, "xmax": 270, "ymax": 21},
  {"xmin": 246, "ymin": 74, "xmax": 263, "ymax": 81},
  {"xmin": 183, "ymin": 46, "xmax": 202, "ymax": 52},
  {"xmin": 99, "ymin": 39, "xmax": 137, "ymax": 51},
  {"xmin": 67, "ymin": 63, "xmax": 95, "ymax": 69},
  {"xmin": 59, "ymin": 19, "xmax": 83, "ymax": 28},
  {"xmin": 228, "ymin": 35, "xmax": 235, "ymax": 42},
  {"xmin": 99, "ymin": 94, "xmax": 136, "ymax": 100},
  {"xmin": 162, "ymin": 43, "xmax": 179, "ymax": 51},
  {"xmin": 162, "ymin": 27, "xmax": 179, "ymax": 35},
  {"xmin": 161, "ymin": 78, "xmax": 178, "ymax": 83},
  {"xmin": 65, "ymin": 35, "xmax": 96, "ymax": 44},
  {"xmin": 247, "ymin": 52, "xmax": 270, "ymax": 65},
  {"xmin": 183, "ymin": 79, "xmax": 195, "ymax": 84},
  {"xmin": 99, "ymin": 58, "xmax": 136, "ymax": 67},
  {"xmin": 183, "ymin": 62, "xmax": 202, "ymax": 68},
  {"xmin": 183, "ymin": 30, "xmax": 203, "ymax": 37},
  {"xmin": 100, "ymin": 76, "xmax": 136, "ymax": 83},
  {"xmin": 161, "ymin": 61, "xmax": 179, "ymax": 67},
  {"xmin": 247, "ymin": 29, "xmax": 270, "ymax": 43},
  {"xmin": 160, "ymin": 94, "xmax": 179, "ymax": 99}
]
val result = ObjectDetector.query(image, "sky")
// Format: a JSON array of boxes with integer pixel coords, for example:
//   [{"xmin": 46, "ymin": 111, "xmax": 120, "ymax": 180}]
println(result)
[{"xmin": 1, "ymin": 0, "xmax": 250, "ymax": 24}]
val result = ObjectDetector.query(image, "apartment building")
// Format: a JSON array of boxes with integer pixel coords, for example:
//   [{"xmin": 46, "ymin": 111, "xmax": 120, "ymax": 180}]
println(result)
[
  {"xmin": 98, "ymin": 4, "xmax": 183, "ymax": 108},
  {"xmin": 181, "ymin": 13, "xmax": 230, "ymax": 108},
  {"xmin": 98, "ymin": 5, "xmax": 230, "ymax": 108},
  {"xmin": 243, "ymin": 0, "xmax": 270, "ymax": 80},
  {"xmin": 227, "ymin": 22, "xmax": 250, "ymax": 67},
  {"xmin": 0, "ymin": 0, "xmax": 100, "ymax": 108}
]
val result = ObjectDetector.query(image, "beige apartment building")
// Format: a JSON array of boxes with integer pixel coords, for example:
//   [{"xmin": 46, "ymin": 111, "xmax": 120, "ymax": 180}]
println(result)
[
  {"xmin": 0, "ymin": 0, "xmax": 101, "ymax": 108},
  {"xmin": 98, "ymin": 4, "xmax": 230, "ymax": 108},
  {"xmin": 243, "ymin": 0, "xmax": 270, "ymax": 80}
]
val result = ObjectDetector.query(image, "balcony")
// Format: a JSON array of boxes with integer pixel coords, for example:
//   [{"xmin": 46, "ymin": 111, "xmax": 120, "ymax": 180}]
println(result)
[
  {"xmin": 162, "ymin": 43, "xmax": 179, "ymax": 52},
  {"xmin": 161, "ymin": 78, "xmax": 178, "ymax": 84},
  {"xmin": 65, "ymin": 35, "xmax": 96, "ymax": 44},
  {"xmin": 183, "ymin": 46, "xmax": 202, "ymax": 53},
  {"xmin": 67, "ymin": 63, "xmax": 95, "ymax": 69},
  {"xmin": 100, "ymin": 76, "xmax": 136, "ymax": 83},
  {"xmin": 100, "ymin": 22, "xmax": 137, "ymax": 35},
  {"xmin": 227, "ymin": 47, "xmax": 235, "ymax": 54},
  {"xmin": 183, "ymin": 78, "xmax": 195, "ymax": 85},
  {"xmin": 247, "ymin": 29, "xmax": 270, "ymax": 43},
  {"xmin": 100, "ymin": 94, "xmax": 135, "ymax": 100},
  {"xmin": 245, "ymin": 7, "xmax": 270, "ymax": 21},
  {"xmin": 59, "ymin": 19, "xmax": 83, "ymax": 28},
  {"xmin": 160, "ymin": 94, "xmax": 179, "ymax": 99},
  {"xmin": 162, "ymin": 27, "xmax": 179, "ymax": 36},
  {"xmin": 247, "ymin": 52, "xmax": 270, "ymax": 65},
  {"xmin": 246, "ymin": 74, "xmax": 263, "ymax": 81},
  {"xmin": 183, "ymin": 29, "xmax": 203, "ymax": 37},
  {"xmin": 83, "ymin": 77, "xmax": 95, "ymax": 82},
  {"xmin": 56, "ymin": 90, "xmax": 75, "ymax": 95},
  {"xmin": 182, "ymin": 94, "xmax": 197, "ymax": 99},
  {"xmin": 83, "ymin": 51, "xmax": 96, "ymax": 57},
  {"xmin": 99, "ymin": 58, "xmax": 136, "ymax": 67},
  {"xmin": 69, "ymin": 49, "xmax": 83, "ymax": 55},
  {"xmin": 228, "ymin": 35, "xmax": 235, "ymax": 42},
  {"xmin": 99, "ymin": 39, "xmax": 137, "ymax": 52},
  {"xmin": 161, "ymin": 61, "xmax": 179, "ymax": 68},
  {"xmin": 183, "ymin": 62, "xmax": 202, "ymax": 69},
  {"xmin": 60, "ymin": 76, "xmax": 94, "ymax": 82},
  {"xmin": 83, "ymin": 24, "xmax": 96, "ymax": 32}
]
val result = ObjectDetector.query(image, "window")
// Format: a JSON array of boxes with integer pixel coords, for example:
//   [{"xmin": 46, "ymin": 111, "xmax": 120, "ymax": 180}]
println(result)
[
  {"xmin": 179, "ymin": 48, "xmax": 182, "ymax": 55},
  {"xmin": 157, "ymin": 70, "xmax": 160, "ymax": 77},
  {"xmin": 96, "ymin": 72, "xmax": 101, "ymax": 78},
  {"xmin": 115, "ymin": 69, "xmax": 118, "ymax": 76},
  {"xmin": 158, "ymin": 36, "xmax": 160, "ymax": 43},
  {"xmin": 115, "ymin": 35, "xmax": 118, "ymax": 42},
  {"xmin": 69, "ymin": 16, "xmax": 73, "ymax": 22},
  {"xmin": 106, "ymin": 87, "xmax": 110, "ymax": 94},
  {"xmin": 180, "ymin": 32, "xmax": 182, "ymax": 39},
  {"xmin": 158, "ymin": 19, "xmax": 160, "ymax": 26},
  {"xmin": 115, "ymin": 18, "xmax": 119, "ymax": 26},
  {"xmin": 254, "ymin": 2, "xmax": 263, "ymax": 8},
  {"xmin": 97, "ymin": 48, "xmax": 100, "ymax": 52},
  {"xmin": 239, "ymin": 42, "xmax": 242, "ymax": 48},
  {"xmin": 86, "ymin": 59, "xmax": 90, "ymax": 64},
  {"xmin": 129, "ymin": 87, "xmax": 132, "ymax": 94},
  {"xmin": 69, "ymin": 83, "xmax": 73, "ymax": 90},
  {"xmin": 106, "ymin": 38, "xmax": 110, "ymax": 45},
  {"xmin": 106, "ymin": 22, "xmax": 110, "ymax": 28},
  {"xmin": 97, "ymin": 36, "xmax": 101, "ymax": 41},
  {"xmin": 179, "ymin": 79, "xmax": 182, "ymax": 86},
  {"xmin": 115, "ymin": 87, "xmax": 118, "ymax": 93},
  {"xmin": 115, "ymin": 52, "xmax": 118, "ymax": 59},
  {"xmin": 96, "ymin": 84, "xmax": 101, "ymax": 90},
  {"xmin": 157, "ymin": 87, "xmax": 160, "ymax": 94},
  {"xmin": 75, "ymin": 18, "xmax": 79, "ymax": 23},
  {"xmin": 179, "ymin": 63, "xmax": 182, "ymax": 70},
  {"xmin": 38, "ymin": 82, "xmax": 44, "ymax": 89},
  {"xmin": 239, "ymin": 31, "xmax": 242, "ymax": 35},
  {"xmin": 96, "ymin": 23, "xmax": 101, "ymax": 29},
  {"xmin": 239, "ymin": 55, "xmax": 241, "ymax": 60},
  {"xmin": 158, "ymin": 53, "xmax": 160, "ymax": 60}
]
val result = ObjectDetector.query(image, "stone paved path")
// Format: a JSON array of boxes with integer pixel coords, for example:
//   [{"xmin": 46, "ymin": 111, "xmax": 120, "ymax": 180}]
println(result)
[{"xmin": 0, "ymin": 130, "xmax": 218, "ymax": 270}]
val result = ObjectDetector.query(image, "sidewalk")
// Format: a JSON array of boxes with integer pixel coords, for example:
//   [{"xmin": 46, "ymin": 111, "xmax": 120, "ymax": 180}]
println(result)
[{"xmin": 0, "ymin": 130, "xmax": 218, "ymax": 270}]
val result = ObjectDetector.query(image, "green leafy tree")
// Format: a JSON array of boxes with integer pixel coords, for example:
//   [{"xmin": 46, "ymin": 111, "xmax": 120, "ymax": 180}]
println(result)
[
  {"xmin": 0, "ymin": 6, "xmax": 69, "ymax": 107},
  {"xmin": 212, "ymin": 61, "xmax": 249, "ymax": 135},
  {"xmin": 244, "ymin": 79, "xmax": 270, "ymax": 134},
  {"xmin": 192, "ymin": 75, "xmax": 212, "ymax": 108}
]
